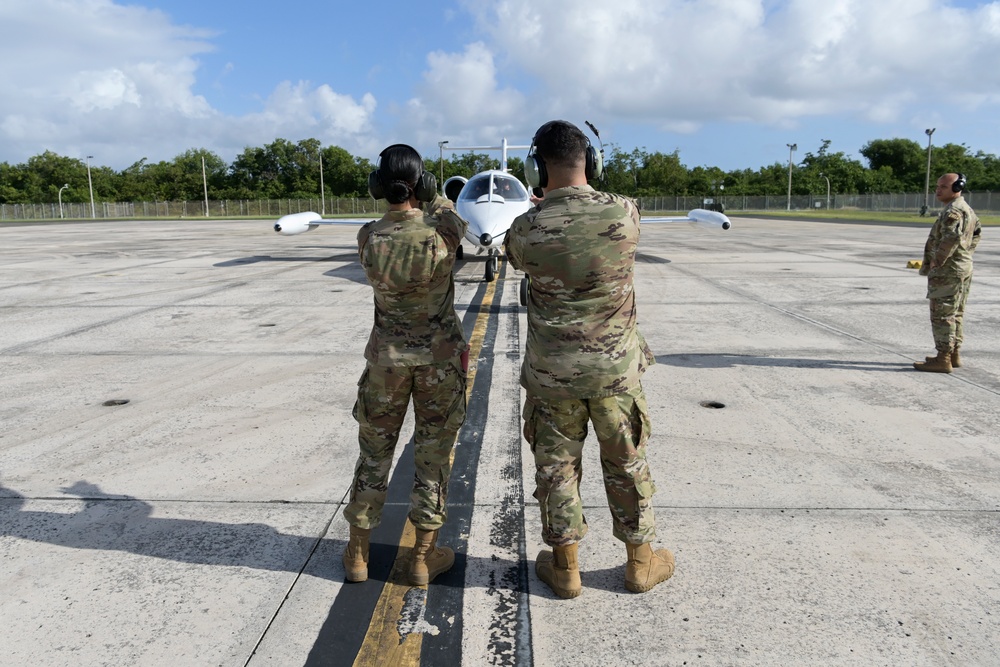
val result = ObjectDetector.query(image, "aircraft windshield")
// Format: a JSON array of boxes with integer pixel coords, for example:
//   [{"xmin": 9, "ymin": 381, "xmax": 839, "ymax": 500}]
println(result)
[{"xmin": 459, "ymin": 174, "xmax": 527, "ymax": 202}]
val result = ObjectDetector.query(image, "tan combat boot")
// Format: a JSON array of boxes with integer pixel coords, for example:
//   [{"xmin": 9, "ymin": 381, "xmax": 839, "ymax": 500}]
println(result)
[
  {"xmin": 914, "ymin": 350, "xmax": 953, "ymax": 373},
  {"xmin": 535, "ymin": 543, "xmax": 582, "ymax": 599},
  {"xmin": 409, "ymin": 529, "xmax": 455, "ymax": 586},
  {"xmin": 343, "ymin": 525, "xmax": 371, "ymax": 582},
  {"xmin": 925, "ymin": 348, "xmax": 962, "ymax": 368},
  {"xmin": 624, "ymin": 542, "xmax": 675, "ymax": 593}
]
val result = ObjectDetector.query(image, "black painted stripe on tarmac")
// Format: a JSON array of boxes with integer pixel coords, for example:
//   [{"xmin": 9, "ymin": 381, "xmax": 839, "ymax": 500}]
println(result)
[{"xmin": 421, "ymin": 262, "xmax": 533, "ymax": 665}]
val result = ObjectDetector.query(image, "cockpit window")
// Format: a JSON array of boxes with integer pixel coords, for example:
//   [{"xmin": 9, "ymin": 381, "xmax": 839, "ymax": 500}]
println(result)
[
  {"xmin": 460, "ymin": 176, "xmax": 491, "ymax": 201},
  {"xmin": 493, "ymin": 176, "xmax": 526, "ymax": 200},
  {"xmin": 459, "ymin": 174, "xmax": 527, "ymax": 202}
]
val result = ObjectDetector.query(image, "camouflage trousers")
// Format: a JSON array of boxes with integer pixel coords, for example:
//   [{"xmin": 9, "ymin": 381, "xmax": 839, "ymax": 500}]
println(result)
[
  {"xmin": 522, "ymin": 384, "xmax": 658, "ymax": 547},
  {"xmin": 927, "ymin": 275, "xmax": 973, "ymax": 352},
  {"xmin": 343, "ymin": 359, "xmax": 466, "ymax": 531}
]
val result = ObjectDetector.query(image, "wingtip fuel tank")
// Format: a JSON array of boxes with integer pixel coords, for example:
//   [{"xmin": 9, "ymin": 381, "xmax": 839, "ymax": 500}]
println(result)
[
  {"xmin": 274, "ymin": 211, "xmax": 322, "ymax": 235},
  {"xmin": 687, "ymin": 208, "xmax": 732, "ymax": 231}
]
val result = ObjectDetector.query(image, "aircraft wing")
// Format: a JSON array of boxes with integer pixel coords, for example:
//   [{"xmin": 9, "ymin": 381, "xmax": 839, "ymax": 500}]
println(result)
[
  {"xmin": 641, "ymin": 208, "xmax": 731, "ymax": 231},
  {"xmin": 273, "ymin": 211, "xmax": 373, "ymax": 235}
]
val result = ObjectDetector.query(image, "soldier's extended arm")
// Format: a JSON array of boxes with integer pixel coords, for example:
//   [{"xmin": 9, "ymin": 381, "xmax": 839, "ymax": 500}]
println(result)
[
  {"xmin": 357, "ymin": 222, "xmax": 373, "ymax": 260},
  {"xmin": 429, "ymin": 195, "xmax": 468, "ymax": 252},
  {"xmin": 503, "ymin": 224, "xmax": 524, "ymax": 271},
  {"xmin": 420, "ymin": 194, "xmax": 453, "ymax": 218}
]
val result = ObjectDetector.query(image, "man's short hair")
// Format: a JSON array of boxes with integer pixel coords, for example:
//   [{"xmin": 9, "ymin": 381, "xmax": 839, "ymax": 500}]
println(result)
[{"xmin": 533, "ymin": 120, "xmax": 588, "ymax": 170}]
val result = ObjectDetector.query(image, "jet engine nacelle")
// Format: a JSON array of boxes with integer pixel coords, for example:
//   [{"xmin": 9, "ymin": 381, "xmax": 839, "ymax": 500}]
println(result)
[
  {"xmin": 274, "ymin": 211, "xmax": 321, "ymax": 235},
  {"xmin": 687, "ymin": 208, "xmax": 732, "ymax": 231},
  {"xmin": 443, "ymin": 176, "xmax": 468, "ymax": 203}
]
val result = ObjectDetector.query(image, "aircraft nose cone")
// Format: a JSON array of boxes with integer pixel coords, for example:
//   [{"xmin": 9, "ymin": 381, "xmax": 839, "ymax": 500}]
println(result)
[{"xmin": 480, "ymin": 233, "xmax": 493, "ymax": 246}]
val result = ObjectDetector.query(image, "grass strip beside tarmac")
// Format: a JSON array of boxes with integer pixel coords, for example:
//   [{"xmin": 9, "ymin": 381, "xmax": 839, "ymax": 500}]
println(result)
[
  {"xmin": 643, "ymin": 209, "xmax": 1000, "ymax": 225},
  {"xmin": 734, "ymin": 209, "xmax": 999, "ymax": 225}
]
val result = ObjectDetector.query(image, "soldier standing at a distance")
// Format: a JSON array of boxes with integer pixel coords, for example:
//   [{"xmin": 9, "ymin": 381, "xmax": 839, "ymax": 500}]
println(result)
[
  {"xmin": 342, "ymin": 144, "xmax": 469, "ymax": 586},
  {"xmin": 914, "ymin": 172, "xmax": 982, "ymax": 373},
  {"xmin": 504, "ymin": 120, "xmax": 675, "ymax": 599}
]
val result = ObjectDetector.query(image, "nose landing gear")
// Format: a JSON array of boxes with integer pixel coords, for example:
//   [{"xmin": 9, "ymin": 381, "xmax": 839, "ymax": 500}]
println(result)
[{"xmin": 484, "ymin": 249, "xmax": 499, "ymax": 282}]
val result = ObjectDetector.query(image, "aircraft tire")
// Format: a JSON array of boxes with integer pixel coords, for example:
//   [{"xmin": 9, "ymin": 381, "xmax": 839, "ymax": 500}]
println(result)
[
  {"xmin": 519, "ymin": 276, "xmax": 529, "ymax": 306},
  {"xmin": 485, "ymin": 258, "xmax": 496, "ymax": 282},
  {"xmin": 456, "ymin": 245, "xmax": 464, "ymax": 260}
]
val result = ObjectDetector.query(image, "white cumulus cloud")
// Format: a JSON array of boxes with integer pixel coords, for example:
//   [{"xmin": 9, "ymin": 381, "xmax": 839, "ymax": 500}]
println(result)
[
  {"xmin": 0, "ymin": 0, "xmax": 379, "ymax": 168},
  {"xmin": 443, "ymin": 0, "xmax": 1000, "ymax": 135}
]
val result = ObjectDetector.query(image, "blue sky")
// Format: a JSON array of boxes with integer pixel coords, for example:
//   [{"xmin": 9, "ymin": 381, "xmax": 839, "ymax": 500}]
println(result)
[{"xmin": 2, "ymin": 0, "xmax": 998, "ymax": 173}]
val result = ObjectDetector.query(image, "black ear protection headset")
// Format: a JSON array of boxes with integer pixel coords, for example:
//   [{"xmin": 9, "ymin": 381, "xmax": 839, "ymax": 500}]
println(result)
[
  {"xmin": 367, "ymin": 144, "xmax": 437, "ymax": 202},
  {"xmin": 524, "ymin": 121, "xmax": 604, "ymax": 189},
  {"xmin": 952, "ymin": 172, "xmax": 967, "ymax": 193}
]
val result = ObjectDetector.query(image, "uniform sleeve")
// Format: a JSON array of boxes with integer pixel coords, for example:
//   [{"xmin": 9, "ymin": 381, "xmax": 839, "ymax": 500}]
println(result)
[
  {"xmin": 430, "ymin": 195, "xmax": 468, "ymax": 252},
  {"xmin": 623, "ymin": 195, "xmax": 642, "ymax": 225},
  {"xmin": 357, "ymin": 222, "xmax": 373, "ymax": 260},
  {"xmin": 420, "ymin": 194, "xmax": 453, "ymax": 218},
  {"xmin": 504, "ymin": 216, "xmax": 526, "ymax": 271},
  {"xmin": 942, "ymin": 208, "xmax": 964, "ymax": 239}
]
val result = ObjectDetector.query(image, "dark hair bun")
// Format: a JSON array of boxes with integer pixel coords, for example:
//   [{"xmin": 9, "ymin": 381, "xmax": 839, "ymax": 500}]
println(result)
[{"xmin": 385, "ymin": 179, "xmax": 413, "ymax": 204}]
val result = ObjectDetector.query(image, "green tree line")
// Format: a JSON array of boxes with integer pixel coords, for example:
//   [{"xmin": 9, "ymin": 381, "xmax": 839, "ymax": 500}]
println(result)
[{"xmin": 2, "ymin": 136, "xmax": 999, "ymax": 205}]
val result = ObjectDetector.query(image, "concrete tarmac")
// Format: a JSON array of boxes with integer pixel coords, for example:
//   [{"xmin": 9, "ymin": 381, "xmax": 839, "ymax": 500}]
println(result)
[{"xmin": 1, "ymin": 216, "xmax": 998, "ymax": 666}]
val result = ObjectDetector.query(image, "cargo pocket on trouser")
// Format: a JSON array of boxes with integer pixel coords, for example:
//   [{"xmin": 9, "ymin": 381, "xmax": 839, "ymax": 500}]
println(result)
[
  {"xmin": 347, "ymin": 367, "xmax": 371, "ymax": 506},
  {"xmin": 345, "ymin": 366, "xmax": 383, "ymax": 528},
  {"xmin": 442, "ymin": 358, "xmax": 467, "ymax": 435},
  {"xmin": 410, "ymin": 359, "xmax": 464, "ymax": 529},
  {"xmin": 630, "ymin": 391, "xmax": 657, "ymax": 542},
  {"xmin": 522, "ymin": 399, "xmax": 537, "ymax": 450},
  {"xmin": 435, "ymin": 359, "xmax": 468, "ymax": 520},
  {"xmin": 351, "ymin": 367, "xmax": 371, "ymax": 426},
  {"xmin": 522, "ymin": 399, "xmax": 551, "ymax": 539},
  {"xmin": 605, "ymin": 390, "xmax": 657, "ymax": 543},
  {"xmin": 526, "ymin": 397, "xmax": 589, "ymax": 545}
]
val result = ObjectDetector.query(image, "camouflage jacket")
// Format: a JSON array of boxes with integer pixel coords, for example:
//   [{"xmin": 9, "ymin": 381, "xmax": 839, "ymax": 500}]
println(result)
[
  {"xmin": 921, "ymin": 195, "xmax": 981, "ymax": 292},
  {"xmin": 358, "ymin": 195, "xmax": 469, "ymax": 366},
  {"xmin": 505, "ymin": 185, "xmax": 655, "ymax": 399}
]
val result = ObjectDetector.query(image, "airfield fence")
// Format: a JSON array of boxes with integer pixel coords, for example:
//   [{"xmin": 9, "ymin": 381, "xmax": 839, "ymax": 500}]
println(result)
[
  {"xmin": 636, "ymin": 191, "xmax": 999, "ymax": 215},
  {"xmin": 0, "ymin": 197, "xmax": 388, "ymax": 222},
  {"xmin": 1, "ymin": 191, "xmax": 998, "ymax": 221}
]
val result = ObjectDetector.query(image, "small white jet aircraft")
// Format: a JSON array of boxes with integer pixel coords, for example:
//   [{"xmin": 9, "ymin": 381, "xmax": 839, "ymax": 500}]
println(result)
[
  {"xmin": 439, "ymin": 138, "xmax": 531, "ymax": 281},
  {"xmin": 273, "ymin": 138, "xmax": 732, "ymax": 283}
]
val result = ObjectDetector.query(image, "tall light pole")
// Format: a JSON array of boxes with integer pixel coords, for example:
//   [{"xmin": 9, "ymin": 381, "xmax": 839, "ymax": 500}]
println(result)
[
  {"xmin": 438, "ymin": 140, "xmax": 449, "ymax": 191},
  {"xmin": 58, "ymin": 183, "xmax": 69, "ymax": 219},
  {"xmin": 85, "ymin": 155, "xmax": 96, "ymax": 219},
  {"xmin": 319, "ymin": 151, "xmax": 326, "ymax": 215},
  {"xmin": 202, "ymin": 156, "xmax": 210, "ymax": 217},
  {"xmin": 923, "ymin": 128, "xmax": 936, "ymax": 214},
  {"xmin": 820, "ymin": 172, "xmax": 831, "ymax": 210},
  {"xmin": 786, "ymin": 143, "xmax": 797, "ymax": 211}
]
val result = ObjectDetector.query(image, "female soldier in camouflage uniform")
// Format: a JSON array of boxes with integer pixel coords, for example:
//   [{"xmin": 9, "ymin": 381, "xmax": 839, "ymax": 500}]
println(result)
[{"xmin": 341, "ymin": 144, "xmax": 469, "ymax": 586}]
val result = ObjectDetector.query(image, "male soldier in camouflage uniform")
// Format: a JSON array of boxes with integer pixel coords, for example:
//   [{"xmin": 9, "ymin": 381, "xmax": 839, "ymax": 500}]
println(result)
[
  {"xmin": 504, "ymin": 121, "xmax": 674, "ymax": 598},
  {"xmin": 914, "ymin": 172, "xmax": 982, "ymax": 373},
  {"xmin": 342, "ymin": 144, "xmax": 469, "ymax": 586}
]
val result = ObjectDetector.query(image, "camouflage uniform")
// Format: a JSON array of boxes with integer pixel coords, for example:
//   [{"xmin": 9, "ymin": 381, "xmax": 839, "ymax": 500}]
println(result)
[
  {"xmin": 343, "ymin": 194, "xmax": 468, "ymax": 532},
  {"xmin": 919, "ymin": 195, "xmax": 982, "ymax": 353},
  {"xmin": 505, "ymin": 185, "xmax": 658, "ymax": 547}
]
